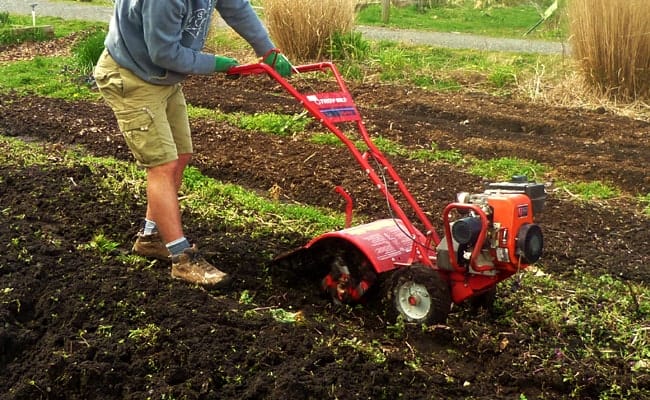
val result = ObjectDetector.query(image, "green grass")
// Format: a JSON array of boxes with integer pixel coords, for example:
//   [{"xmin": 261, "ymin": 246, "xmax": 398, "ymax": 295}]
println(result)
[
  {"xmin": 309, "ymin": 133, "xmax": 464, "ymax": 165},
  {"xmin": 49, "ymin": 0, "xmax": 115, "ymax": 5},
  {"xmin": 363, "ymin": 40, "xmax": 561, "ymax": 92},
  {"xmin": 205, "ymin": 26, "xmax": 565, "ymax": 93},
  {"xmin": 4, "ymin": 11, "xmax": 560, "ymax": 98},
  {"xmin": 468, "ymin": 156, "xmax": 547, "ymax": 181},
  {"xmin": 412, "ymin": 142, "xmax": 464, "ymax": 164},
  {"xmin": 0, "ymin": 56, "xmax": 99, "ymax": 99},
  {"xmin": 187, "ymin": 105, "xmax": 634, "ymax": 207},
  {"xmin": 128, "ymin": 323, "xmax": 164, "ymax": 347},
  {"xmin": 188, "ymin": 105, "xmax": 312, "ymax": 136},
  {"xmin": 0, "ymin": 135, "xmax": 344, "ymax": 242},
  {"xmin": 309, "ymin": 133, "xmax": 342, "ymax": 147},
  {"xmin": 180, "ymin": 166, "xmax": 344, "ymax": 238},
  {"xmin": 2, "ymin": 14, "xmax": 106, "ymax": 38},
  {"xmin": 237, "ymin": 111, "xmax": 311, "ymax": 136},
  {"xmin": 487, "ymin": 270, "xmax": 650, "ymax": 398},
  {"xmin": 71, "ymin": 28, "xmax": 107, "ymax": 75},
  {"xmin": 0, "ymin": 26, "xmax": 52, "ymax": 46},
  {"xmin": 78, "ymin": 231, "xmax": 119, "ymax": 254},
  {"xmin": 328, "ymin": 31, "xmax": 371, "ymax": 61},
  {"xmin": 187, "ymin": 105, "xmax": 227, "ymax": 121},
  {"xmin": 356, "ymin": 2, "xmax": 567, "ymax": 40},
  {"xmin": 0, "ymin": 21, "xmax": 107, "ymax": 95},
  {"xmin": 77, "ymin": 231, "xmax": 120, "ymax": 262},
  {"xmin": 558, "ymin": 180, "xmax": 621, "ymax": 201},
  {"xmin": 640, "ymin": 193, "xmax": 650, "ymax": 216}
]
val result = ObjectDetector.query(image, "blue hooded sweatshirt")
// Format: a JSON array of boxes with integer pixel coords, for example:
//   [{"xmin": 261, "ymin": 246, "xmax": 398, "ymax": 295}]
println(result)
[{"xmin": 105, "ymin": 0, "xmax": 275, "ymax": 85}]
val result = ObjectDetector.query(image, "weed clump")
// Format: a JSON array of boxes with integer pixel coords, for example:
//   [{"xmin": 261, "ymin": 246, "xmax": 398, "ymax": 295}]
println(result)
[{"xmin": 71, "ymin": 28, "xmax": 107, "ymax": 76}]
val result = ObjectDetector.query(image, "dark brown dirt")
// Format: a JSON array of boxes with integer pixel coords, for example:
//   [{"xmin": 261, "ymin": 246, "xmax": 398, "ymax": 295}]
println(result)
[{"xmin": 0, "ymin": 43, "xmax": 649, "ymax": 399}]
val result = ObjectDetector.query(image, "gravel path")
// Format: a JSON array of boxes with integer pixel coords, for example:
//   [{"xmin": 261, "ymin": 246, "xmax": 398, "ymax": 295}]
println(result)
[
  {"xmin": 356, "ymin": 26, "xmax": 571, "ymax": 54},
  {"xmin": 1, "ymin": 0, "xmax": 114, "ymax": 24},
  {"xmin": 1, "ymin": 0, "xmax": 570, "ymax": 54}
]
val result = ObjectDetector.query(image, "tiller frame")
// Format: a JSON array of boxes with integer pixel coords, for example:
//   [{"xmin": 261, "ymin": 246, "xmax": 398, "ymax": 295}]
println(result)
[{"xmin": 228, "ymin": 61, "xmax": 546, "ymax": 324}]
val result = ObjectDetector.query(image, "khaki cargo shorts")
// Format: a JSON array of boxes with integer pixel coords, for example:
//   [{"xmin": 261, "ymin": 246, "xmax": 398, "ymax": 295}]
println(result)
[{"xmin": 93, "ymin": 49, "xmax": 192, "ymax": 168}]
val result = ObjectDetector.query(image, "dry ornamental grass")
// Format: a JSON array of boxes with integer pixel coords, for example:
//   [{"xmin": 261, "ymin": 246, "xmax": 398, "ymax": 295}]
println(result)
[
  {"xmin": 262, "ymin": 0, "xmax": 356, "ymax": 62},
  {"xmin": 569, "ymin": 0, "xmax": 650, "ymax": 102}
]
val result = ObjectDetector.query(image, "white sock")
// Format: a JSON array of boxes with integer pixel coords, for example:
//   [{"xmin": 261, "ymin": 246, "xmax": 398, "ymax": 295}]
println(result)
[
  {"xmin": 166, "ymin": 237, "xmax": 191, "ymax": 256},
  {"xmin": 143, "ymin": 219, "xmax": 157, "ymax": 235}
]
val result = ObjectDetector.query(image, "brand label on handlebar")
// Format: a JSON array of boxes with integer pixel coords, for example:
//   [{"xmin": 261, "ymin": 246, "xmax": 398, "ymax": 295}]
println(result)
[{"xmin": 306, "ymin": 92, "xmax": 360, "ymax": 123}]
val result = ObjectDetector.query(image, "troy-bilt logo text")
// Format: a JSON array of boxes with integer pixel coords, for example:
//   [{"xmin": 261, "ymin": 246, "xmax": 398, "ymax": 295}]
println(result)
[
  {"xmin": 306, "ymin": 94, "xmax": 349, "ymax": 105},
  {"xmin": 306, "ymin": 92, "xmax": 359, "ymax": 121}
]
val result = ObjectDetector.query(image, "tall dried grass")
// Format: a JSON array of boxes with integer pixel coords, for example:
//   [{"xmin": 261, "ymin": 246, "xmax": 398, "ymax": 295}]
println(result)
[
  {"xmin": 262, "ymin": 0, "xmax": 356, "ymax": 62},
  {"xmin": 517, "ymin": 61, "xmax": 650, "ymax": 121},
  {"xmin": 569, "ymin": 0, "xmax": 650, "ymax": 101}
]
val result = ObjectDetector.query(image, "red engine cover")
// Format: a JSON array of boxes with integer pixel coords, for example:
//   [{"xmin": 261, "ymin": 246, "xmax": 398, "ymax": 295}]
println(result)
[{"xmin": 487, "ymin": 193, "xmax": 535, "ymax": 269}]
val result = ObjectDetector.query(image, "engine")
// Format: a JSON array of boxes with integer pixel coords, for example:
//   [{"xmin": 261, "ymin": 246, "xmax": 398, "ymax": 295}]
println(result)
[{"xmin": 437, "ymin": 176, "xmax": 546, "ymax": 275}]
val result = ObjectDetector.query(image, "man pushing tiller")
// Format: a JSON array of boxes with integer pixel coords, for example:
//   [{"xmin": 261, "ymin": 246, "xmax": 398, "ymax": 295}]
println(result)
[{"xmin": 94, "ymin": 0, "xmax": 292, "ymax": 288}]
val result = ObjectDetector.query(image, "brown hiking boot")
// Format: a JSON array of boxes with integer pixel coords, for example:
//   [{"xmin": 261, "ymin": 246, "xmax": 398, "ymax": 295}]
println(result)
[
  {"xmin": 132, "ymin": 231, "xmax": 170, "ymax": 261},
  {"xmin": 171, "ymin": 245, "xmax": 231, "ymax": 288}
]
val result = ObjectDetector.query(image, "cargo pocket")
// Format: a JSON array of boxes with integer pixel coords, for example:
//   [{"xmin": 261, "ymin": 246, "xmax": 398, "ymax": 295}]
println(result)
[
  {"xmin": 115, "ymin": 108, "xmax": 159, "ymax": 166},
  {"xmin": 94, "ymin": 51, "xmax": 126, "ymax": 99},
  {"xmin": 94, "ymin": 69, "xmax": 124, "ymax": 100}
]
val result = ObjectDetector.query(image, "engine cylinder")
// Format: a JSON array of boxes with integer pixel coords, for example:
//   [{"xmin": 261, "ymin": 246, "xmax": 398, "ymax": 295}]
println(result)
[{"xmin": 452, "ymin": 216, "xmax": 483, "ymax": 245}]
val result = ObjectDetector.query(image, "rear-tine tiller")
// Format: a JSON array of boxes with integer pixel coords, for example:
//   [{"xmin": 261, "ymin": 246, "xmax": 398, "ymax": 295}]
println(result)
[{"xmin": 228, "ymin": 61, "xmax": 546, "ymax": 324}]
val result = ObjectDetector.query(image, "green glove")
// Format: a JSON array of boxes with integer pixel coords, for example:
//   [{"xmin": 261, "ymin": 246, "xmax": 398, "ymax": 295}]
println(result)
[
  {"xmin": 262, "ymin": 49, "xmax": 293, "ymax": 78},
  {"xmin": 214, "ymin": 55, "xmax": 239, "ymax": 73}
]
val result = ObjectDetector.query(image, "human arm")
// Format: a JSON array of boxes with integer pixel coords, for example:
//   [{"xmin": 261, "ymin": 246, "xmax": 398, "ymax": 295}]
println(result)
[
  {"xmin": 140, "ymin": 0, "xmax": 227, "ymax": 75},
  {"xmin": 216, "ymin": 0, "xmax": 275, "ymax": 57}
]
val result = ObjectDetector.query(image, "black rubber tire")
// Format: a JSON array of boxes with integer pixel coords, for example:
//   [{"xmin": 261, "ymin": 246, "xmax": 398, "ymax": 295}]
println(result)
[{"xmin": 382, "ymin": 264, "xmax": 451, "ymax": 325}]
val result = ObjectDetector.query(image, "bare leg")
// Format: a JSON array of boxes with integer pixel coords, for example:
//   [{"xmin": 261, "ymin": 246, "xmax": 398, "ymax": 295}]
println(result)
[
  {"xmin": 145, "ymin": 153, "xmax": 192, "ymax": 237},
  {"xmin": 174, "ymin": 153, "xmax": 192, "ymax": 190},
  {"xmin": 145, "ymin": 160, "xmax": 184, "ymax": 244},
  {"xmin": 144, "ymin": 154, "xmax": 229, "ymax": 287}
]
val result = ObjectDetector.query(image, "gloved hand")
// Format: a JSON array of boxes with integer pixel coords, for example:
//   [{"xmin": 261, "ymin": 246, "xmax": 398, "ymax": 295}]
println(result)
[
  {"xmin": 214, "ymin": 55, "xmax": 239, "ymax": 73},
  {"xmin": 262, "ymin": 49, "xmax": 293, "ymax": 78}
]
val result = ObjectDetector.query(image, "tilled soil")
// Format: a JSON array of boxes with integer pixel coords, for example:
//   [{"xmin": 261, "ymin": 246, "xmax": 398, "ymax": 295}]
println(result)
[{"xmin": 0, "ymin": 58, "xmax": 649, "ymax": 399}]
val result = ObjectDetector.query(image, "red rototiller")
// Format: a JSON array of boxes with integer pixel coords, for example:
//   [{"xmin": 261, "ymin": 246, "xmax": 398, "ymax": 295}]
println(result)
[{"xmin": 228, "ymin": 60, "xmax": 545, "ymax": 324}]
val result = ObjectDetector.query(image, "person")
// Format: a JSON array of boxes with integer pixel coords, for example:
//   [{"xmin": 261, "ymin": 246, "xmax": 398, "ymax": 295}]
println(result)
[{"xmin": 94, "ymin": 0, "xmax": 292, "ymax": 288}]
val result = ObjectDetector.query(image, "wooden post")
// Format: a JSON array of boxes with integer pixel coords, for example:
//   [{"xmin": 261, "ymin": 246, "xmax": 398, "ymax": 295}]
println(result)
[
  {"xmin": 10, "ymin": 25, "xmax": 55, "ymax": 39},
  {"xmin": 382, "ymin": 0, "xmax": 390, "ymax": 24}
]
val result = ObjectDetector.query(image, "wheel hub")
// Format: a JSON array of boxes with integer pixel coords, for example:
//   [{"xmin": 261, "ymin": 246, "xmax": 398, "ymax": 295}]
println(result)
[{"xmin": 396, "ymin": 282, "xmax": 431, "ymax": 321}]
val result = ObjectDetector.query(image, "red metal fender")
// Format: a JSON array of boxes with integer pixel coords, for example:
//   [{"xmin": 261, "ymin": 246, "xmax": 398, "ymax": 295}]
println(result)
[{"xmin": 303, "ymin": 218, "xmax": 433, "ymax": 274}]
